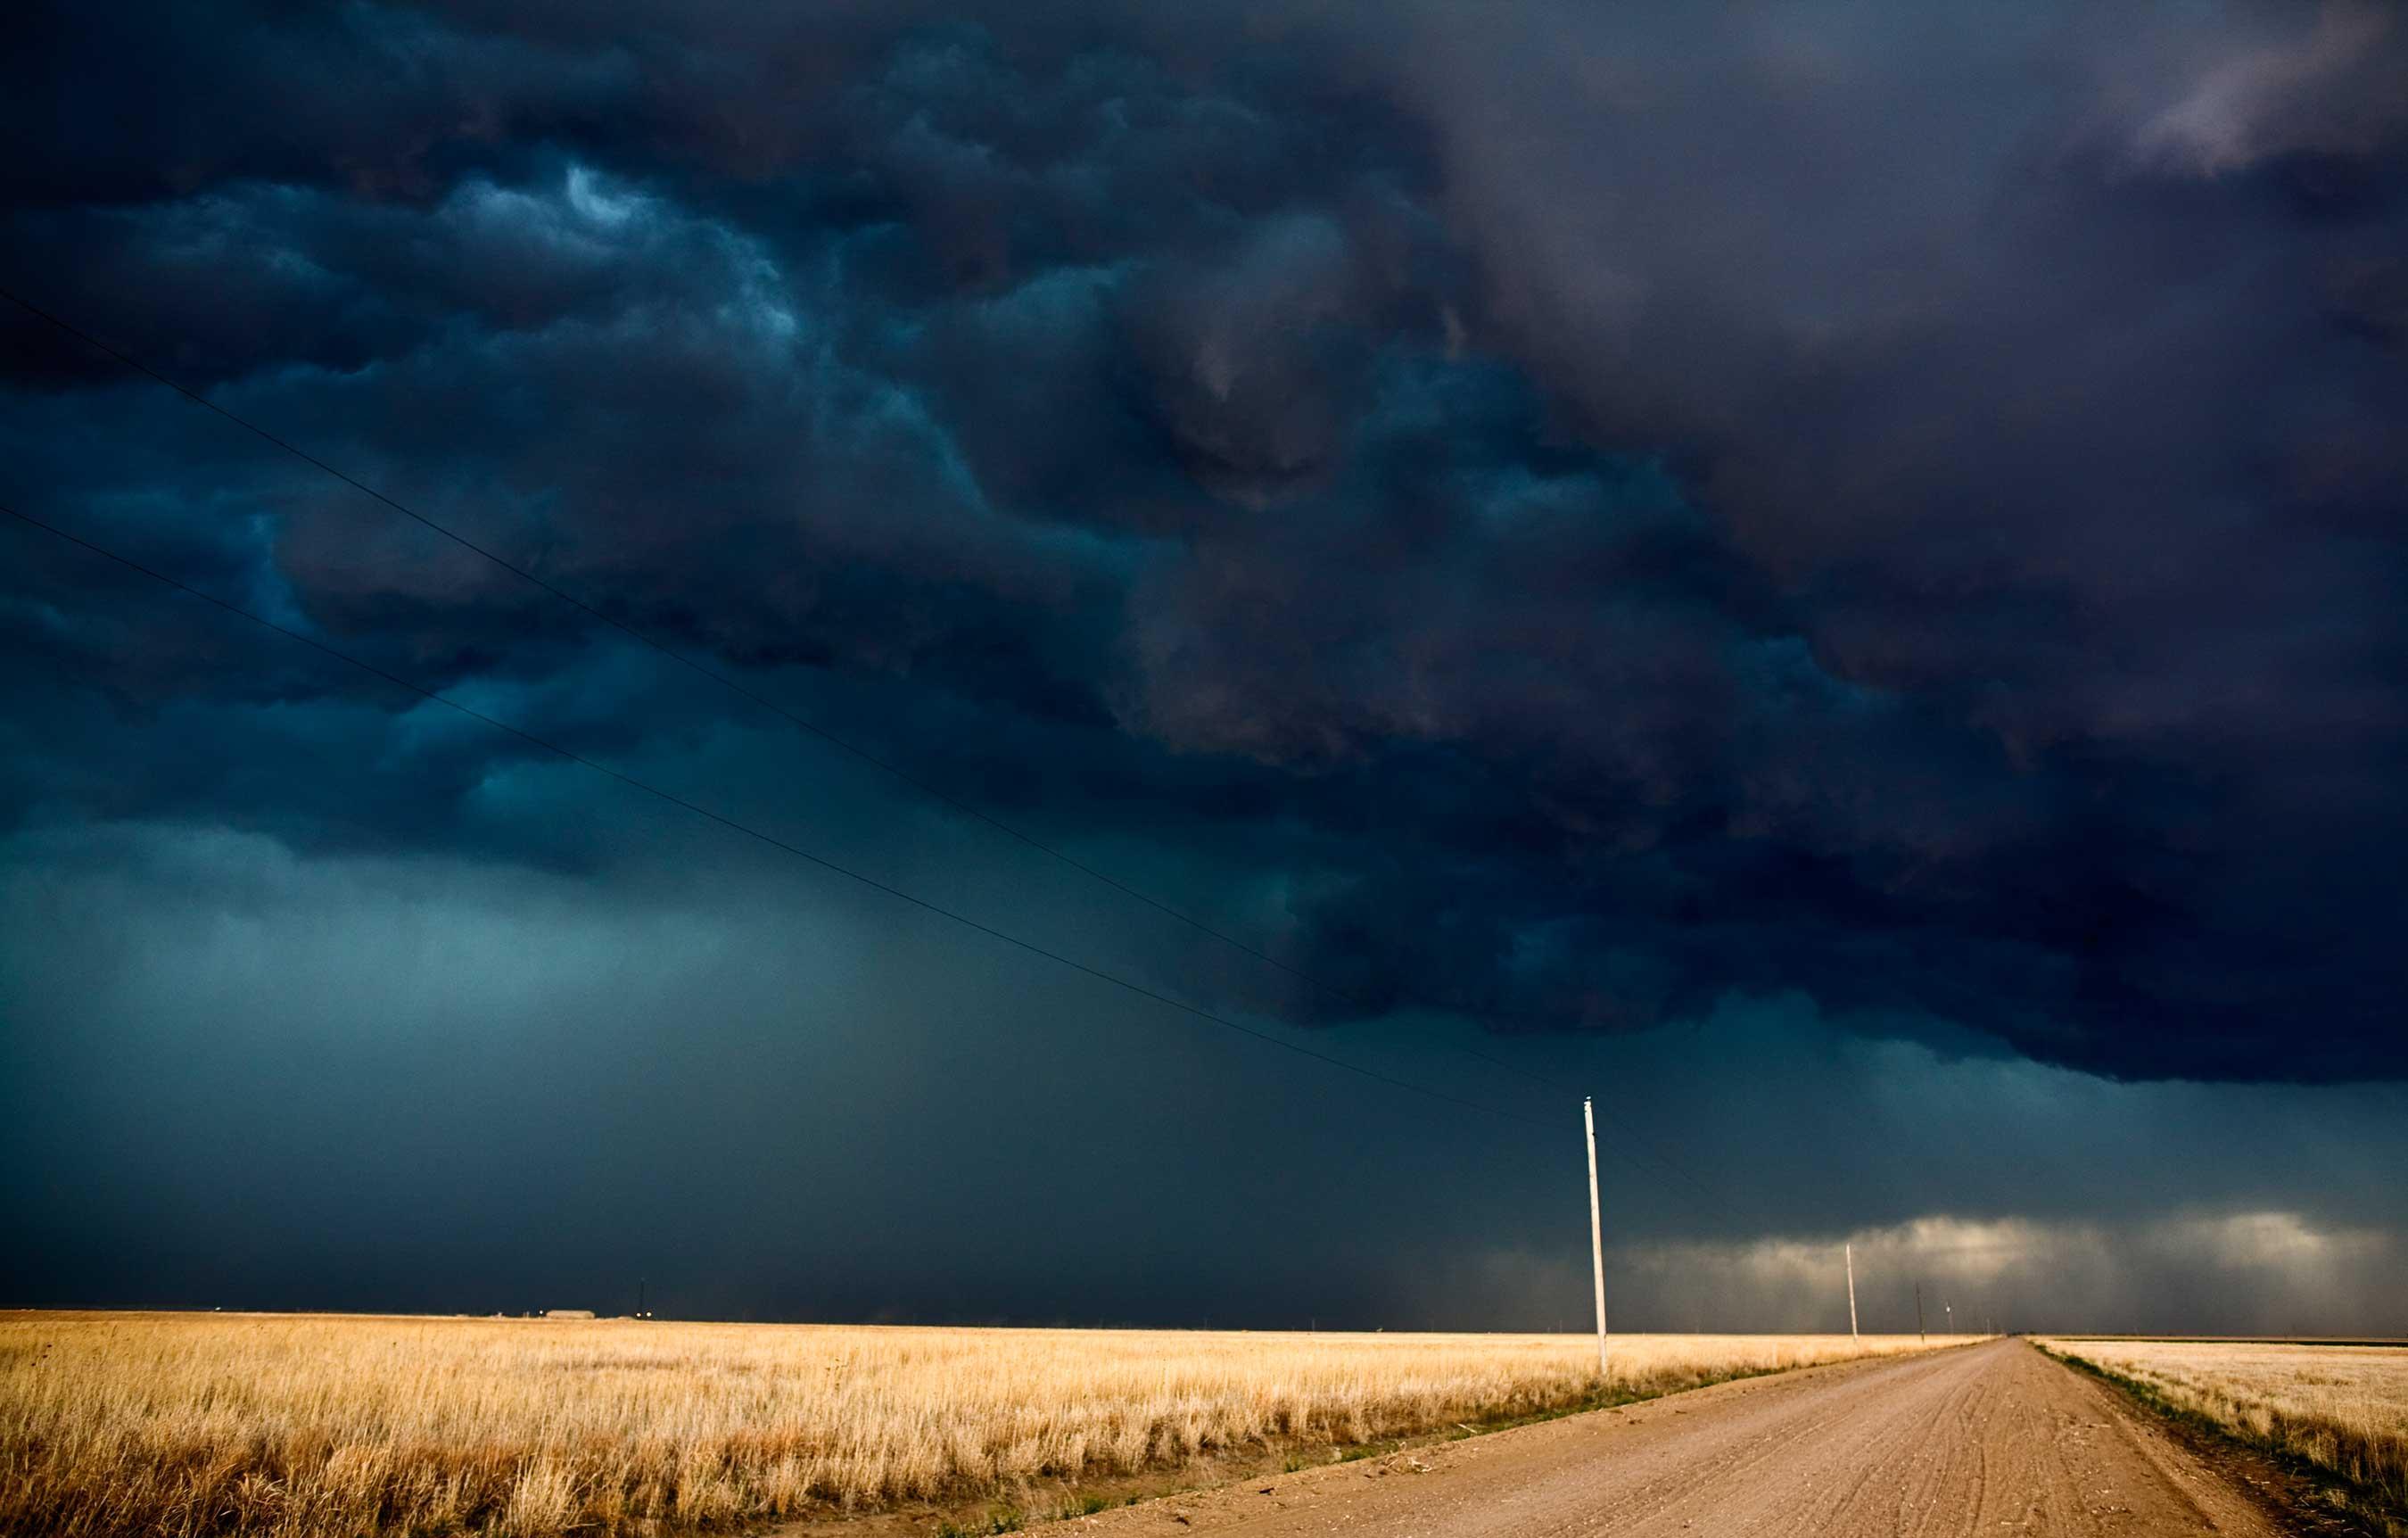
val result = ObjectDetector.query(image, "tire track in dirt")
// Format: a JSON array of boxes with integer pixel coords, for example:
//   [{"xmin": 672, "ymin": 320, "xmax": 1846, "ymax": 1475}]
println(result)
[{"xmin": 1062, "ymin": 1341, "xmax": 2281, "ymax": 1537}]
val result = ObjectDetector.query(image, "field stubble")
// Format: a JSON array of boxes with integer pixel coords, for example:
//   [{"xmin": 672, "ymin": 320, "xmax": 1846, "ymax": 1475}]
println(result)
[{"xmin": 2, "ymin": 1311, "xmax": 1974, "ymax": 1537}]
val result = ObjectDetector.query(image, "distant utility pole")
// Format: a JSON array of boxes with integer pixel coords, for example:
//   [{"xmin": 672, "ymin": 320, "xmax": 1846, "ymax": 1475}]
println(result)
[
  {"xmin": 1915, "ymin": 1283, "xmax": 1926, "ymax": 1344},
  {"xmin": 1844, "ymin": 1243, "xmax": 1859, "ymax": 1340},
  {"xmin": 1583, "ymin": 1097, "xmax": 1609, "ymax": 1377}
]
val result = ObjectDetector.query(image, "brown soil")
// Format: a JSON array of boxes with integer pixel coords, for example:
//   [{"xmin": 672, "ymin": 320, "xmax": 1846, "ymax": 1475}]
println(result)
[{"xmin": 1009, "ymin": 1339, "xmax": 2292, "ymax": 1537}]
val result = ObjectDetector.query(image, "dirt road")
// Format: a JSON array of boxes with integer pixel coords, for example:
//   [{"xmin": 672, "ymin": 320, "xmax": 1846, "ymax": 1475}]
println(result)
[{"xmin": 1068, "ymin": 1340, "xmax": 2281, "ymax": 1537}]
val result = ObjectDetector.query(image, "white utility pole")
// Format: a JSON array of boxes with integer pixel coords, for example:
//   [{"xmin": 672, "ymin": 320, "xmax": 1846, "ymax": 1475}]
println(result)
[
  {"xmin": 1583, "ymin": 1097, "xmax": 1609, "ymax": 1377},
  {"xmin": 1844, "ymin": 1243, "xmax": 1859, "ymax": 1340}
]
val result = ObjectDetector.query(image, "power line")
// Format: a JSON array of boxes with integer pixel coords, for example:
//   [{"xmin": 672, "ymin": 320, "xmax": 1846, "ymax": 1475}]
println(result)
[
  {"xmin": 1460, "ymin": 1039, "xmax": 1736, "ymax": 1215},
  {"xmin": 15, "ymin": 492, "xmax": 1772, "ymax": 1219},
  {"xmin": 2, "ymin": 498, "xmax": 1553, "ymax": 1132},
  {"xmin": 3, "ymin": 280, "xmax": 1748, "ymax": 1204},
  {"xmin": 4, "ymin": 282, "xmax": 1513, "ymax": 1037},
  {"xmin": 16, "ymin": 509, "xmax": 1792, "ymax": 1218}
]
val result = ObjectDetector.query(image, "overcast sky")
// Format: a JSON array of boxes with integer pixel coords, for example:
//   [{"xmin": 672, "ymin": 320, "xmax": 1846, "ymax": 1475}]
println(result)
[{"xmin": 4, "ymin": 0, "xmax": 2404, "ymax": 1334}]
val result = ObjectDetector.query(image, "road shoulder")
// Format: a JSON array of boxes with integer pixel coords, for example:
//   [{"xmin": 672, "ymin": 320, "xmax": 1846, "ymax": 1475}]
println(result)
[
  {"xmin": 2034, "ymin": 1343, "xmax": 2393, "ymax": 1538},
  {"xmin": 1038, "ymin": 1343, "xmax": 1975, "ymax": 1535}
]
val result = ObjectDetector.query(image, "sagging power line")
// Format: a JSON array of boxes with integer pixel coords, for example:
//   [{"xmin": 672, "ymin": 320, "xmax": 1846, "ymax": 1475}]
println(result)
[
  {"xmin": 19, "ymin": 493, "xmax": 1798, "ymax": 1346},
  {"xmin": 2, "ymin": 279, "xmax": 1750, "ymax": 1215},
  {"xmin": 1, "ymin": 498, "xmax": 1550, "ymax": 1133},
  {"xmin": 4, "ymin": 284, "xmax": 1586, "ymax": 1047}
]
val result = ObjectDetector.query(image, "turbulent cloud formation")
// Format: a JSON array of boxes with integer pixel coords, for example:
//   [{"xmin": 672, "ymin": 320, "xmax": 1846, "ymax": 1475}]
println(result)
[{"xmin": 5, "ymin": 0, "xmax": 2407, "ymax": 1120}]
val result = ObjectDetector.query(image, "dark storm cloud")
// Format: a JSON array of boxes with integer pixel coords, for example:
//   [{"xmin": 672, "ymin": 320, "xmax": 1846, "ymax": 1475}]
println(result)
[
  {"xmin": 5, "ymin": 0, "xmax": 2407, "ymax": 1090},
  {"xmin": 6, "ymin": 828, "xmax": 2404, "ymax": 1327}
]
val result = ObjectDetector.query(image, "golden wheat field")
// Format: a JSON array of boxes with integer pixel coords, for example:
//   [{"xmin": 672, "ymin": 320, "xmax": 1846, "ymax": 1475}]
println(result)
[
  {"xmin": 2035, "ymin": 1338, "xmax": 2408, "ymax": 1518},
  {"xmin": 0, "ymin": 1311, "xmax": 1976, "ymax": 1537}
]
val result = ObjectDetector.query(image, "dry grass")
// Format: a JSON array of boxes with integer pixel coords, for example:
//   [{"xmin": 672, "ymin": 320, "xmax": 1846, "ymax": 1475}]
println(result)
[
  {"xmin": 2035, "ymin": 1337, "xmax": 2408, "ymax": 1524},
  {"xmin": 1, "ymin": 1311, "xmax": 1975, "ymax": 1537}
]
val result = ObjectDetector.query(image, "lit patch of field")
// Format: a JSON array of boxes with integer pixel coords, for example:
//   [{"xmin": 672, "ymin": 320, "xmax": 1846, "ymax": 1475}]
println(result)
[
  {"xmin": 2034, "ymin": 1337, "xmax": 2408, "ymax": 1522},
  {"xmin": 1, "ymin": 1311, "xmax": 1976, "ymax": 1536}
]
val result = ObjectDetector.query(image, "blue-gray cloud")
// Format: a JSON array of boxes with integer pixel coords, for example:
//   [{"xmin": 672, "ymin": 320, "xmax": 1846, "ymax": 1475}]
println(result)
[{"xmin": 5, "ymin": 0, "xmax": 2406, "ymax": 1103}]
